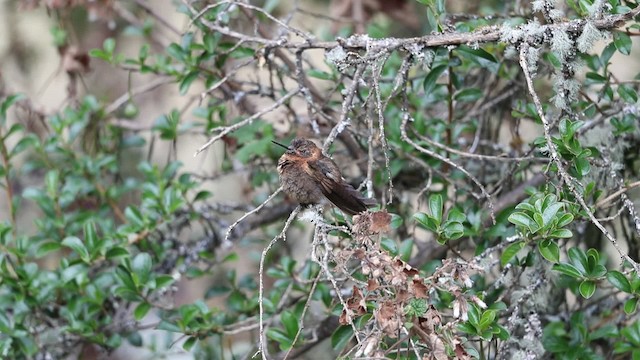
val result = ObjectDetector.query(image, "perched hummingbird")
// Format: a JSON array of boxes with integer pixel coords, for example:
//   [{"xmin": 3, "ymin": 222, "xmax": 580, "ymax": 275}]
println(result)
[{"xmin": 273, "ymin": 138, "xmax": 376, "ymax": 216}]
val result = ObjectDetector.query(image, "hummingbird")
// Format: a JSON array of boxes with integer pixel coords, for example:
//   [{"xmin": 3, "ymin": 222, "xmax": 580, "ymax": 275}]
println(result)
[{"xmin": 272, "ymin": 138, "xmax": 376, "ymax": 216}]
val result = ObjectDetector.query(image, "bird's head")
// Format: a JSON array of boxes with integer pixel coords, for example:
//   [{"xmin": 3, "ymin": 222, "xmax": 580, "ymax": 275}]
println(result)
[{"xmin": 272, "ymin": 138, "xmax": 321, "ymax": 159}]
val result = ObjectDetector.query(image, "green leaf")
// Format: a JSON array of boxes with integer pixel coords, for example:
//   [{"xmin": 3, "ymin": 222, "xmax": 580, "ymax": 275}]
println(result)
[
  {"xmin": 552, "ymin": 263, "xmax": 583, "ymax": 278},
  {"xmin": 281, "ymin": 310, "xmax": 299, "ymax": 337},
  {"xmin": 586, "ymin": 248, "xmax": 600, "ymax": 267},
  {"xmin": 622, "ymin": 321, "xmax": 640, "ymax": 345},
  {"xmin": 134, "ymin": 302, "xmax": 151, "ymax": 320},
  {"xmin": 501, "ymin": 240, "xmax": 525, "ymax": 267},
  {"xmin": 205, "ymin": 285, "xmax": 231, "ymax": 298},
  {"xmin": 0, "ymin": 313, "xmax": 11, "ymax": 333},
  {"xmin": 155, "ymin": 275, "xmax": 175, "ymax": 289},
  {"xmin": 132, "ymin": 252, "xmax": 153, "ymax": 285},
  {"xmin": 179, "ymin": 71, "xmax": 200, "ymax": 95},
  {"xmin": 61, "ymin": 263, "xmax": 87, "ymax": 284},
  {"xmin": 556, "ymin": 213, "xmax": 574, "ymax": 227},
  {"xmin": 568, "ymin": 247, "xmax": 588, "ymax": 275},
  {"xmin": 103, "ymin": 38, "xmax": 116, "ymax": 54},
  {"xmin": 124, "ymin": 206, "xmax": 146, "ymax": 228},
  {"xmin": 83, "ymin": 221, "xmax": 98, "ymax": 257},
  {"xmin": 380, "ymin": 237, "xmax": 398, "ymax": 255},
  {"xmin": 574, "ymin": 157, "xmax": 591, "ymax": 177},
  {"xmin": 331, "ymin": 326, "xmax": 353, "ymax": 351},
  {"xmin": 478, "ymin": 310, "xmax": 496, "ymax": 331},
  {"xmin": 0, "ymin": 124, "xmax": 25, "ymax": 140},
  {"xmin": 538, "ymin": 240, "xmax": 560, "ymax": 263},
  {"xmin": 61, "ymin": 236, "xmax": 89, "ymax": 262},
  {"xmin": 423, "ymin": 65, "xmax": 447, "ymax": 94},
  {"xmin": 541, "ymin": 203, "xmax": 563, "ymax": 227},
  {"xmin": 495, "ymin": 324, "xmax": 510, "ymax": 341},
  {"xmin": 443, "ymin": 221, "xmax": 464, "ymax": 240},
  {"xmin": 579, "ymin": 280, "xmax": 596, "ymax": 299},
  {"xmin": 0, "ymin": 94, "xmax": 25, "ymax": 121},
  {"xmin": 447, "ymin": 208, "xmax": 466, "ymax": 223},
  {"xmin": 607, "ymin": 271, "xmax": 632, "ymax": 293},
  {"xmin": 89, "ymin": 48, "xmax": 109, "ymax": 61},
  {"xmin": 36, "ymin": 242, "xmax": 61, "ymax": 257},
  {"xmin": 508, "ymin": 212, "xmax": 534, "ymax": 230},
  {"xmin": 591, "ymin": 264, "xmax": 607, "ymax": 278},
  {"xmin": 428, "ymin": 194, "xmax": 443, "ymax": 222},
  {"xmin": 414, "ymin": 213, "xmax": 439, "ymax": 232},
  {"xmin": 405, "ymin": 298, "xmax": 428, "ymax": 318},
  {"xmin": 116, "ymin": 265, "xmax": 137, "ymax": 292},
  {"xmin": 457, "ymin": 45, "xmax": 498, "ymax": 63},
  {"xmin": 182, "ymin": 337, "xmax": 197, "ymax": 351},
  {"xmin": 601, "ymin": 42, "xmax": 616, "ymax": 64},
  {"xmin": 458, "ymin": 322, "xmax": 478, "ymax": 335},
  {"xmin": 455, "ymin": 88, "xmax": 483, "ymax": 102},
  {"xmin": 585, "ymin": 72, "xmax": 607, "ymax": 83},
  {"xmin": 230, "ymin": 46, "xmax": 255, "ymax": 59},
  {"xmin": 138, "ymin": 43, "xmax": 149, "ymax": 61},
  {"xmin": 266, "ymin": 328, "xmax": 292, "ymax": 350},
  {"xmin": 613, "ymin": 31, "xmax": 632, "ymax": 55},
  {"xmin": 399, "ymin": 239, "xmax": 414, "ymax": 262},
  {"xmin": 307, "ymin": 69, "xmax": 333, "ymax": 80},
  {"xmin": 390, "ymin": 213, "xmax": 404, "ymax": 229},
  {"xmin": 533, "ymin": 213, "xmax": 544, "ymax": 230},
  {"xmin": 515, "ymin": 202, "xmax": 536, "ymax": 213},
  {"xmin": 618, "ymin": 84, "xmax": 638, "ymax": 103},
  {"xmin": 10, "ymin": 134, "xmax": 39, "ymax": 156},
  {"xmin": 624, "ymin": 298, "xmax": 638, "ymax": 314},
  {"xmin": 106, "ymin": 247, "xmax": 130, "ymax": 259},
  {"xmin": 167, "ymin": 43, "xmax": 186, "ymax": 61},
  {"xmin": 157, "ymin": 320, "xmax": 182, "ymax": 333},
  {"xmin": 549, "ymin": 228, "xmax": 573, "ymax": 239}
]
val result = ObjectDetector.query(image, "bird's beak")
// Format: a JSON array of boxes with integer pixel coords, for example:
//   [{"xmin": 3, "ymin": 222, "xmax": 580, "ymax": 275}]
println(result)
[{"xmin": 271, "ymin": 140, "xmax": 290, "ymax": 151}]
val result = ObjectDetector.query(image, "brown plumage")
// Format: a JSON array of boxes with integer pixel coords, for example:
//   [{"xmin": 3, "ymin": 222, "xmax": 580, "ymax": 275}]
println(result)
[{"xmin": 273, "ymin": 138, "xmax": 376, "ymax": 215}]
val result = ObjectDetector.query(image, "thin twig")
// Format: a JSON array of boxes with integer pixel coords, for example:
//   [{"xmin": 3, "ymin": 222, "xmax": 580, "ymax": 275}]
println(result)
[
  {"xmin": 105, "ymin": 77, "xmax": 174, "ymax": 114},
  {"xmin": 258, "ymin": 206, "xmax": 301, "ymax": 360},
  {"xmin": 595, "ymin": 181, "xmax": 640, "ymax": 209},
  {"xmin": 400, "ymin": 109, "xmax": 497, "ymax": 224},
  {"xmin": 223, "ymin": 187, "xmax": 283, "ymax": 247},
  {"xmin": 194, "ymin": 88, "xmax": 299, "ymax": 156},
  {"xmin": 323, "ymin": 65, "xmax": 366, "ymax": 151},
  {"xmin": 282, "ymin": 271, "xmax": 321, "ymax": 359},
  {"xmin": 371, "ymin": 59, "xmax": 393, "ymax": 205}
]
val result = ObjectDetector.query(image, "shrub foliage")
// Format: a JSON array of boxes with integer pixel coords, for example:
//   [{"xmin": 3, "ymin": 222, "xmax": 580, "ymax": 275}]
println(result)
[{"xmin": 1, "ymin": 0, "xmax": 640, "ymax": 359}]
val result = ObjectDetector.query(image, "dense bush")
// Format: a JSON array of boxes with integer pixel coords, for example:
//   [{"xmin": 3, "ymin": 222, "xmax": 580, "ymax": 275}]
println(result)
[{"xmin": 1, "ymin": 0, "xmax": 640, "ymax": 359}]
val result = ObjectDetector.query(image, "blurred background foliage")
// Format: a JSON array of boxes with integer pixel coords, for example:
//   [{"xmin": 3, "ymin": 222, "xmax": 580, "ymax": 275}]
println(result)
[{"xmin": 0, "ymin": 0, "xmax": 640, "ymax": 359}]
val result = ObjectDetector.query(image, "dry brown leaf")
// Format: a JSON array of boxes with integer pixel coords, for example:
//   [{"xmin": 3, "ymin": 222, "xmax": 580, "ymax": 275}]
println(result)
[
  {"xmin": 375, "ymin": 300, "xmax": 401, "ymax": 338},
  {"xmin": 367, "ymin": 278, "xmax": 379, "ymax": 291},
  {"xmin": 419, "ymin": 305, "xmax": 442, "ymax": 334},
  {"xmin": 412, "ymin": 278, "xmax": 428, "ymax": 298},
  {"xmin": 370, "ymin": 210, "xmax": 391, "ymax": 233},
  {"xmin": 454, "ymin": 343, "xmax": 471, "ymax": 359},
  {"xmin": 346, "ymin": 286, "xmax": 367, "ymax": 315}
]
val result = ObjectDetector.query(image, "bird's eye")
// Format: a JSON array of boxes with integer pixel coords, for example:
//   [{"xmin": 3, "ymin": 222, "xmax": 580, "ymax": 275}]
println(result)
[{"xmin": 299, "ymin": 149, "xmax": 310, "ymax": 156}]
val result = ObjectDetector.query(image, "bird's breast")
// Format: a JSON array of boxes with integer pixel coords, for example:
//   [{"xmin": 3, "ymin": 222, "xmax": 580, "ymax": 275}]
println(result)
[{"xmin": 277, "ymin": 159, "xmax": 324, "ymax": 204}]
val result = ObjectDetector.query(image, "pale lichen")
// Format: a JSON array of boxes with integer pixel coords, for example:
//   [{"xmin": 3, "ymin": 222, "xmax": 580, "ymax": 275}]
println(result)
[
  {"xmin": 326, "ymin": 46, "xmax": 347, "ymax": 65},
  {"xmin": 587, "ymin": 0, "xmax": 611, "ymax": 19},
  {"xmin": 551, "ymin": 74, "xmax": 581, "ymax": 110},
  {"xmin": 500, "ymin": 23, "xmax": 524, "ymax": 44},
  {"xmin": 577, "ymin": 22, "xmax": 604, "ymax": 53},
  {"xmin": 550, "ymin": 28, "xmax": 574, "ymax": 61},
  {"xmin": 526, "ymin": 46, "xmax": 541, "ymax": 76}
]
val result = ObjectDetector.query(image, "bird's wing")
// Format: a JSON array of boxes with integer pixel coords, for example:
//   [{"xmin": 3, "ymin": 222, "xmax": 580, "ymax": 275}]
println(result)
[{"xmin": 305, "ymin": 159, "xmax": 369, "ymax": 215}]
